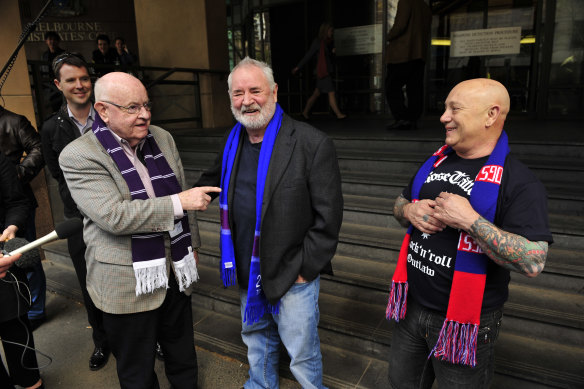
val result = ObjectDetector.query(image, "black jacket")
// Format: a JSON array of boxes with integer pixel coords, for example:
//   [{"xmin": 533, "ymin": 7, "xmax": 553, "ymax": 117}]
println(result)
[
  {"xmin": 0, "ymin": 107, "xmax": 44, "ymax": 207},
  {"xmin": 41, "ymin": 105, "xmax": 84, "ymax": 219},
  {"xmin": 195, "ymin": 114, "xmax": 343, "ymax": 303},
  {"xmin": 0, "ymin": 151, "xmax": 31, "ymax": 323}
]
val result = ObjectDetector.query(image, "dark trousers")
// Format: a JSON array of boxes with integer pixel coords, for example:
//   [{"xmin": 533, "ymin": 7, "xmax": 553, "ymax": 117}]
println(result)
[
  {"xmin": 0, "ymin": 315, "xmax": 41, "ymax": 388},
  {"xmin": 102, "ymin": 272, "xmax": 198, "ymax": 389},
  {"xmin": 385, "ymin": 59, "xmax": 426, "ymax": 122},
  {"xmin": 67, "ymin": 231, "xmax": 108, "ymax": 348},
  {"xmin": 387, "ymin": 297, "xmax": 502, "ymax": 389}
]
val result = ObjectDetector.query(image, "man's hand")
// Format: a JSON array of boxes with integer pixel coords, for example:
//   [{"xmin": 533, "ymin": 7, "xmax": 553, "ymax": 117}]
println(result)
[
  {"xmin": 0, "ymin": 225, "xmax": 18, "ymax": 242},
  {"xmin": 295, "ymin": 274, "xmax": 307, "ymax": 283},
  {"xmin": 0, "ymin": 252, "xmax": 21, "ymax": 278},
  {"xmin": 178, "ymin": 186, "xmax": 221, "ymax": 211},
  {"xmin": 433, "ymin": 192, "xmax": 480, "ymax": 231},
  {"xmin": 403, "ymin": 199, "xmax": 446, "ymax": 234}
]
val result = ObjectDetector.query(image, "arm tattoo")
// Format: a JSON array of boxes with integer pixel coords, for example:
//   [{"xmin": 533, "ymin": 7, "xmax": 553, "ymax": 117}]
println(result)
[
  {"xmin": 469, "ymin": 216, "xmax": 548, "ymax": 277},
  {"xmin": 393, "ymin": 194, "xmax": 411, "ymax": 228}
]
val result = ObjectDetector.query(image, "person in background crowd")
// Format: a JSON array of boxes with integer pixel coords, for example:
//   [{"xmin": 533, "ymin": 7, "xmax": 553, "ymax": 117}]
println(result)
[
  {"xmin": 92, "ymin": 34, "xmax": 118, "ymax": 65},
  {"xmin": 42, "ymin": 31, "xmax": 66, "ymax": 70},
  {"xmin": 292, "ymin": 22, "xmax": 347, "ymax": 120},
  {"xmin": 0, "ymin": 106, "xmax": 47, "ymax": 331},
  {"xmin": 0, "ymin": 150, "xmax": 44, "ymax": 389},
  {"xmin": 384, "ymin": 0, "xmax": 432, "ymax": 130},
  {"xmin": 114, "ymin": 37, "xmax": 137, "ymax": 66},
  {"xmin": 41, "ymin": 52, "xmax": 111, "ymax": 371},
  {"xmin": 41, "ymin": 31, "xmax": 66, "ymax": 113}
]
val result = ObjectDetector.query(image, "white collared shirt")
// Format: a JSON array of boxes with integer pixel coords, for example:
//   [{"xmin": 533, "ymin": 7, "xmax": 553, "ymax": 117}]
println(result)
[
  {"xmin": 67, "ymin": 105, "xmax": 96, "ymax": 135},
  {"xmin": 107, "ymin": 128, "xmax": 184, "ymax": 218}
]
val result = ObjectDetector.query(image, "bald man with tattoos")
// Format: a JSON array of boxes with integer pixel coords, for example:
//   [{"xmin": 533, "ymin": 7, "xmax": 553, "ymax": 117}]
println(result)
[{"xmin": 386, "ymin": 78, "xmax": 553, "ymax": 389}]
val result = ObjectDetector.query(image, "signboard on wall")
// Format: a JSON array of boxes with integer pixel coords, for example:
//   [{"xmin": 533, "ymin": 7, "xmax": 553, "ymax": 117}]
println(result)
[
  {"xmin": 451, "ymin": 27, "xmax": 521, "ymax": 57},
  {"xmin": 335, "ymin": 24, "xmax": 383, "ymax": 56}
]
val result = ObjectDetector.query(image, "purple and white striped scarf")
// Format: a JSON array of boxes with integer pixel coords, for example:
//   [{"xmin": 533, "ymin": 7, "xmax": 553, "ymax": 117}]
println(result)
[{"xmin": 92, "ymin": 115, "xmax": 198, "ymax": 296}]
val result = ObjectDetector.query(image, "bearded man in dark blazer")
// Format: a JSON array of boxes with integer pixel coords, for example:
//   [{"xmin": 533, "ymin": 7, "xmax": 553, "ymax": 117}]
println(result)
[{"xmin": 195, "ymin": 57, "xmax": 343, "ymax": 389}]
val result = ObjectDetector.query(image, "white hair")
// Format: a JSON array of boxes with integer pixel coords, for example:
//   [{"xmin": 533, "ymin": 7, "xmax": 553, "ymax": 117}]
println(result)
[{"xmin": 227, "ymin": 57, "xmax": 276, "ymax": 93}]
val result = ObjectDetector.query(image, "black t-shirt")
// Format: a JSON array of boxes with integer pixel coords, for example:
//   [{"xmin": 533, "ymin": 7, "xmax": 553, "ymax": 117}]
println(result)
[
  {"xmin": 402, "ymin": 153, "xmax": 553, "ymax": 313},
  {"xmin": 232, "ymin": 136, "xmax": 262, "ymax": 288}
]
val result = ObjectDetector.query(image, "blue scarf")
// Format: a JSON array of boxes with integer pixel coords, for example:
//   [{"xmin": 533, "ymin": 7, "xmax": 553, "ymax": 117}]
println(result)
[
  {"xmin": 220, "ymin": 104, "xmax": 284, "ymax": 323},
  {"xmin": 92, "ymin": 114, "xmax": 198, "ymax": 296}
]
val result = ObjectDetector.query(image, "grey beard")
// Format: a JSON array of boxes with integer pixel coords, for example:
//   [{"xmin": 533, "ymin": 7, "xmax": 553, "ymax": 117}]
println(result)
[{"xmin": 231, "ymin": 99, "xmax": 276, "ymax": 130}]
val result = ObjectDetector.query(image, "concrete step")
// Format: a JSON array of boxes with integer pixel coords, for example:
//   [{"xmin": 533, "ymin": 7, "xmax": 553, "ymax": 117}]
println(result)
[
  {"xmin": 196, "ymin": 199, "xmax": 584, "ymax": 283},
  {"xmin": 342, "ymin": 193, "xmax": 584, "ymax": 237},
  {"xmin": 193, "ymin": 228, "xmax": 584, "ymax": 343},
  {"xmin": 193, "ymin": 307, "xmax": 389, "ymax": 389},
  {"xmin": 40, "ymin": 237, "xmax": 584, "ymax": 388},
  {"xmin": 330, "ymin": 136, "xmax": 584, "ymax": 160},
  {"xmin": 180, "ymin": 152, "xmax": 584, "ymax": 217}
]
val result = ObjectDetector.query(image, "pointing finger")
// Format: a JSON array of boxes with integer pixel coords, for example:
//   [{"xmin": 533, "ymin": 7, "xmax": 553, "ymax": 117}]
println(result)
[{"xmin": 197, "ymin": 186, "xmax": 222, "ymax": 194}]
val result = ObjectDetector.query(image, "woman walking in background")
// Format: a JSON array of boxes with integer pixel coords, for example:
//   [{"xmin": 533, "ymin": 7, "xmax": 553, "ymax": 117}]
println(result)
[{"xmin": 292, "ymin": 22, "xmax": 347, "ymax": 120}]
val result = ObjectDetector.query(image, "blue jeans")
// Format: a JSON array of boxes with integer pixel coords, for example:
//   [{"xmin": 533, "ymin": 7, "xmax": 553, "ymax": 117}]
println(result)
[
  {"xmin": 23, "ymin": 211, "xmax": 46, "ymax": 320},
  {"xmin": 387, "ymin": 297, "xmax": 502, "ymax": 389},
  {"xmin": 240, "ymin": 276, "xmax": 326, "ymax": 389}
]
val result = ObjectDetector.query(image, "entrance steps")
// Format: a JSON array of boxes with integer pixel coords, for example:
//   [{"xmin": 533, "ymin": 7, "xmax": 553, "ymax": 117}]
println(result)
[{"xmin": 41, "ymin": 125, "xmax": 584, "ymax": 388}]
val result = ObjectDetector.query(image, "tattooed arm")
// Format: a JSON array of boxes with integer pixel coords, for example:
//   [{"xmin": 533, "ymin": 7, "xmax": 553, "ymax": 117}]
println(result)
[
  {"xmin": 433, "ymin": 192, "xmax": 548, "ymax": 278},
  {"xmin": 469, "ymin": 216, "xmax": 548, "ymax": 278},
  {"xmin": 393, "ymin": 194, "xmax": 411, "ymax": 228}
]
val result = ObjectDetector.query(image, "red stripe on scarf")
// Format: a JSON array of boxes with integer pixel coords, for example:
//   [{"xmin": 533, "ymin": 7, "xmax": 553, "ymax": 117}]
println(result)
[{"xmin": 446, "ymin": 271, "xmax": 486, "ymax": 325}]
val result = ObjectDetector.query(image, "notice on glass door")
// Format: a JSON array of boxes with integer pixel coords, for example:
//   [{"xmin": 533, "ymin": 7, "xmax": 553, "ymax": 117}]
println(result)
[
  {"xmin": 451, "ymin": 27, "xmax": 521, "ymax": 57},
  {"xmin": 335, "ymin": 24, "xmax": 383, "ymax": 56}
]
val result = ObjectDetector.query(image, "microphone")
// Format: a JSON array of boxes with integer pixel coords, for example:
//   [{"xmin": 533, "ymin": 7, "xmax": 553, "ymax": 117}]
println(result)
[
  {"xmin": 7, "ymin": 218, "xmax": 83, "ymax": 256},
  {"xmin": 3, "ymin": 237, "xmax": 41, "ymax": 270}
]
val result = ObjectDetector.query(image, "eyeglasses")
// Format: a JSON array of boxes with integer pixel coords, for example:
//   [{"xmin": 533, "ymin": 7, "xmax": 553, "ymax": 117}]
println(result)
[{"xmin": 102, "ymin": 101, "xmax": 153, "ymax": 114}]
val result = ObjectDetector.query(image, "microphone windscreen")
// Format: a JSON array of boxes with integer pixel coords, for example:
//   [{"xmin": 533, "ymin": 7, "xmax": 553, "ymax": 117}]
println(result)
[
  {"xmin": 55, "ymin": 218, "xmax": 83, "ymax": 239},
  {"xmin": 4, "ymin": 237, "xmax": 41, "ymax": 270}
]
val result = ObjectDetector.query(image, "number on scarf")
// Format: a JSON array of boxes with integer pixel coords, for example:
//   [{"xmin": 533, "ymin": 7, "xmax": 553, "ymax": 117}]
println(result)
[{"xmin": 255, "ymin": 275, "xmax": 262, "ymax": 294}]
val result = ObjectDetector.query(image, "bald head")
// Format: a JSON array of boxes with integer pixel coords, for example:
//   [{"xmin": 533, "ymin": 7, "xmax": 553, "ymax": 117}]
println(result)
[
  {"xmin": 94, "ymin": 72, "xmax": 151, "ymax": 148},
  {"xmin": 94, "ymin": 72, "xmax": 146, "ymax": 102},
  {"xmin": 441, "ymin": 78, "xmax": 510, "ymax": 158},
  {"xmin": 450, "ymin": 78, "xmax": 510, "ymax": 129}
]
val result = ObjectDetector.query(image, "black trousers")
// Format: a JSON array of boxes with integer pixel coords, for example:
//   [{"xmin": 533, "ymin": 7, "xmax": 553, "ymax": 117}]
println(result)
[
  {"xmin": 102, "ymin": 271, "xmax": 198, "ymax": 389},
  {"xmin": 0, "ymin": 315, "xmax": 41, "ymax": 388},
  {"xmin": 385, "ymin": 59, "xmax": 426, "ymax": 122},
  {"xmin": 68, "ymin": 231, "xmax": 108, "ymax": 349}
]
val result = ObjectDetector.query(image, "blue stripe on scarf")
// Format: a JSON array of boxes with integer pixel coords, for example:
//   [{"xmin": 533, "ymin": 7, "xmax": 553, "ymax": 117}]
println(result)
[{"xmin": 220, "ymin": 103, "xmax": 284, "ymax": 323}]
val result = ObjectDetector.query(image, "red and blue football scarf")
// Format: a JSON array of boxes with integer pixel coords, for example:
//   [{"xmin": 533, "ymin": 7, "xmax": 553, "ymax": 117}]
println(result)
[{"xmin": 386, "ymin": 131, "xmax": 509, "ymax": 366}]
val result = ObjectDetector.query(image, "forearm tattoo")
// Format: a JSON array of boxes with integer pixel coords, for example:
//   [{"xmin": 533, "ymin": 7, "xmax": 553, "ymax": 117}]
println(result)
[
  {"xmin": 469, "ymin": 216, "xmax": 548, "ymax": 277},
  {"xmin": 393, "ymin": 194, "xmax": 411, "ymax": 228}
]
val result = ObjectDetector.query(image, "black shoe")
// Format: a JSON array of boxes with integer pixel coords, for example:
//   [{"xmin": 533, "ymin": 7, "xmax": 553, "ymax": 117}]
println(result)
[
  {"xmin": 386, "ymin": 119, "xmax": 412, "ymax": 130},
  {"xmin": 155, "ymin": 342, "xmax": 164, "ymax": 361},
  {"xmin": 89, "ymin": 347, "xmax": 110, "ymax": 371},
  {"xmin": 29, "ymin": 316, "xmax": 46, "ymax": 332}
]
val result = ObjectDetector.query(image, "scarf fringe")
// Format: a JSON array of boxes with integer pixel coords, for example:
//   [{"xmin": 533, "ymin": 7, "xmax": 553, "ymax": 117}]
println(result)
[
  {"xmin": 430, "ymin": 320, "xmax": 479, "ymax": 367},
  {"xmin": 134, "ymin": 263, "xmax": 168, "ymax": 296},
  {"xmin": 386, "ymin": 281, "xmax": 408, "ymax": 321},
  {"xmin": 221, "ymin": 267, "xmax": 237, "ymax": 287},
  {"xmin": 171, "ymin": 249, "xmax": 199, "ymax": 292},
  {"xmin": 244, "ymin": 301, "xmax": 280, "ymax": 324}
]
